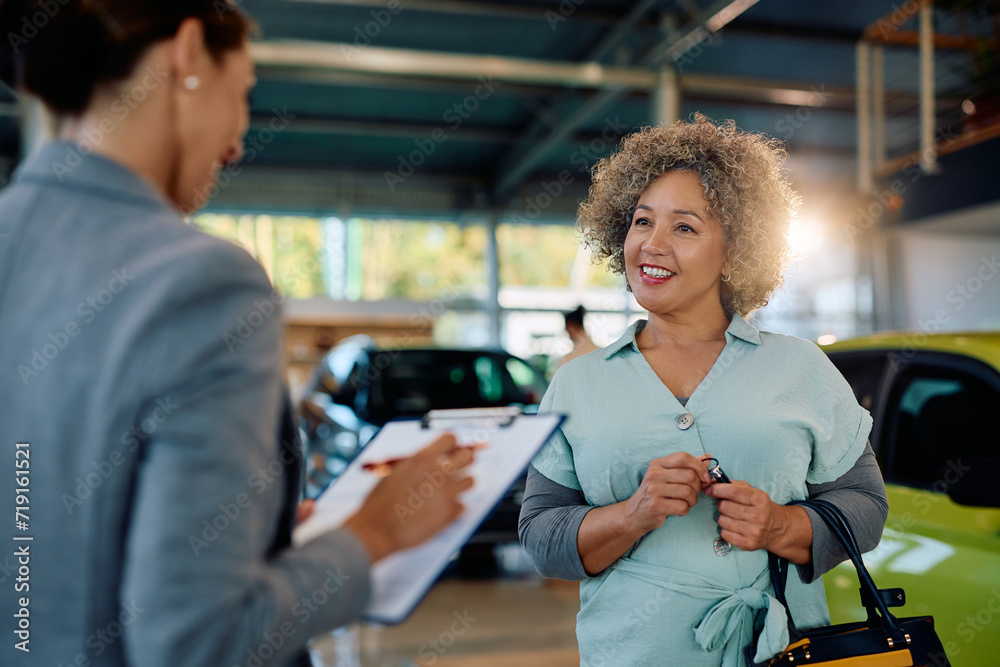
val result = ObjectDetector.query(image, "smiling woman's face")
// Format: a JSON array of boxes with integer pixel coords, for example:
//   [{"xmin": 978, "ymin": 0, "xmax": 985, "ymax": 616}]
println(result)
[{"xmin": 623, "ymin": 170, "xmax": 728, "ymax": 318}]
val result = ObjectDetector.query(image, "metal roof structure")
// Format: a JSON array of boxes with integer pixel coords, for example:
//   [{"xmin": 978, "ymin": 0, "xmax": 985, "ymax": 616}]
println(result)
[{"xmin": 0, "ymin": 0, "xmax": 994, "ymax": 222}]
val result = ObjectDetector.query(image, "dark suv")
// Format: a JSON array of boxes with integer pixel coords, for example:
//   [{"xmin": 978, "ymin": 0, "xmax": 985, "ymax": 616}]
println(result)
[{"xmin": 298, "ymin": 335, "xmax": 549, "ymax": 545}]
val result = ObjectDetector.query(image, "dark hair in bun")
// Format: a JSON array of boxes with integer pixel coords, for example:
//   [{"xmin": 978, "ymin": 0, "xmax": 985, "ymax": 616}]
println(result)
[{"xmin": 0, "ymin": 0, "xmax": 252, "ymax": 114}]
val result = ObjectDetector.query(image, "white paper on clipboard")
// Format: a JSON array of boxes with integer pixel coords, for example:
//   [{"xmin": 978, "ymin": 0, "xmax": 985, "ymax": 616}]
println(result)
[{"xmin": 292, "ymin": 410, "xmax": 566, "ymax": 625}]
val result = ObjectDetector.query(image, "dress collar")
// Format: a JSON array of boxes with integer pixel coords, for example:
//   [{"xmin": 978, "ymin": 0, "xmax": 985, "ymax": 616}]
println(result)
[
  {"xmin": 13, "ymin": 140, "xmax": 173, "ymax": 210},
  {"xmin": 604, "ymin": 311, "xmax": 762, "ymax": 360}
]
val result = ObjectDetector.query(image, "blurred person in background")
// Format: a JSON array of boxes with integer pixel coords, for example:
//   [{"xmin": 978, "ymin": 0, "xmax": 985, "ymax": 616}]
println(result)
[
  {"xmin": 559, "ymin": 305, "xmax": 599, "ymax": 367},
  {"xmin": 0, "ymin": 2, "xmax": 472, "ymax": 666}
]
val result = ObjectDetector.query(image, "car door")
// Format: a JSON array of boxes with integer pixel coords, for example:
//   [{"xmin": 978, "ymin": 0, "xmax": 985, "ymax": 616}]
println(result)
[{"xmin": 825, "ymin": 350, "xmax": 1000, "ymax": 666}]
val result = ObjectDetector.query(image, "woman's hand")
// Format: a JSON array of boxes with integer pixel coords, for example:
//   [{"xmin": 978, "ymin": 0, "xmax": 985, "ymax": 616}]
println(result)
[
  {"xmin": 706, "ymin": 480, "xmax": 812, "ymax": 564},
  {"xmin": 343, "ymin": 433, "xmax": 475, "ymax": 564},
  {"xmin": 623, "ymin": 452, "xmax": 713, "ymax": 534},
  {"xmin": 577, "ymin": 452, "xmax": 712, "ymax": 576},
  {"xmin": 296, "ymin": 498, "xmax": 316, "ymax": 525}
]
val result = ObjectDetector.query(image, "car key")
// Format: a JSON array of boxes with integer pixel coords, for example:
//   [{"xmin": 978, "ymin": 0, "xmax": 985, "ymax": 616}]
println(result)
[
  {"xmin": 706, "ymin": 457, "xmax": 731, "ymax": 484},
  {"xmin": 705, "ymin": 458, "xmax": 734, "ymax": 556}
]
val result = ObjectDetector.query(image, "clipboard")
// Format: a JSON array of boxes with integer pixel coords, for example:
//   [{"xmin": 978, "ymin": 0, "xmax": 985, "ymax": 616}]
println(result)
[{"xmin": 292, "ymin": 407, "xmax": 566, "ymax": 625}]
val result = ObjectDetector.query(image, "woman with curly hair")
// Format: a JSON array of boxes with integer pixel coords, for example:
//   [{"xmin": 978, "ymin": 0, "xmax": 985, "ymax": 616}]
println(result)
[{"xmin": 518, "ymin": 115, "xmax": 887, "ymax": 666}]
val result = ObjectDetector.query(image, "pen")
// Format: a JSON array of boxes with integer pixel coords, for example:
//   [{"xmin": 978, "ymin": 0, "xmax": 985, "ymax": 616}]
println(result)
[{"xmin": 362, "ymin": 442, "xmax": 488, "ymax": 477}]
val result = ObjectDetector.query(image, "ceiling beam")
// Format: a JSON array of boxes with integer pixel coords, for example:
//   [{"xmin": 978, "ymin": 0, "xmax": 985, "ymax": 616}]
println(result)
[
  {"xmin": 276, "ymin": 0, "xmax": 625, "ymax": 24},
  {"xmin": 251, "ymin": 40, "xmax": 870, "ymax": 113},
  {"xmin": 251, "ymin": 41, "xmax": 658, "ymax": 91},
  {"xmin": 254, "ymin": 64, "xmax": 872, "ymax": 115},
  {"xmin": 255, "ymin": 66, "xmax": 576, "ymax": 97},
  {"xmin": 866, "ymin": 29, "xmax": 997, "ymax": 52},
  {"xmin": 483, "ymin": 0, "xmax": 663, "ymax": 193},
  {"xmin": 490, "ymin": 0, "xmax": 759, "ymax": 201},
  {"xmin": 726, "ymin": 18, "xmax": 861, "ymax": 44},
  {"xmin": 250, "ymin": 116, "xmax": 520, "ymax": 143},
  {"xmin": 681, "ymin": 74, "xmax": 853, "ymax": 108}
]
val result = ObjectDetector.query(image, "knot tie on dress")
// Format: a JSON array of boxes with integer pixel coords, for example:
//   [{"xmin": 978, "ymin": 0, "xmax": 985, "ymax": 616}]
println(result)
[{"xmin": 611, "ymin": 557, "xmax": 790, "ymax": 666}]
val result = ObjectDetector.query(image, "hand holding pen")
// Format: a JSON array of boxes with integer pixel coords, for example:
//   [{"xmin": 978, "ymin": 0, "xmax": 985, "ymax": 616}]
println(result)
[
  {"xmin": 362, "ymin": 440, "xmax": 488, "ymax": 478},
  {"xmin": 342, "ymin": 433, "xmax": 477, "ymax": 564}
]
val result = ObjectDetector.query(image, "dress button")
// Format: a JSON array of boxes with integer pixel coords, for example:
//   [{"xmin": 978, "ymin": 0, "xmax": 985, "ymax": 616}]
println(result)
[
  {"xmin": 714, "ymin": 537, "xmax": 732, "ymax": 556},
  {"xmin": 676, "ymin": 412, "xmax": 694, "ymax": 430}
]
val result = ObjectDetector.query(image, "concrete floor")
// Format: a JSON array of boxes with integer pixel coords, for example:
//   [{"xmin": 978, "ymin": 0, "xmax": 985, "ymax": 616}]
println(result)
[{"xmin": 309, "ymin": 545, "xmax": 580, "ymax": 667}]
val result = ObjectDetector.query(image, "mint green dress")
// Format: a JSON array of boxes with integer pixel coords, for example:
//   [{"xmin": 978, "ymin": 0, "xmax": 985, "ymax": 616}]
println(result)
[{"xmin": 532, "ymin": 314, "xmax": 872, "ymax": 667}]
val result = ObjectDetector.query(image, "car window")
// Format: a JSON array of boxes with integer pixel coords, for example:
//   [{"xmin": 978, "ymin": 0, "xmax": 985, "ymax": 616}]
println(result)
[
  {"xmin": 366, "ymin": 351, "xmax": 504, "ymax": 422},
  {"xmin": 827, "ymin": 352, "xmax": 888, "ymax": 414},
  {"xmin": 505, "ymin": 357, "xmax": 546, "ymax": 405},
  {"xmin": 474, "ymin": 356, "xmax": 505, "ymax": 402},
  {"xmin": 883, "ymin": 365, "xmax": 998, "ymax": 491}
]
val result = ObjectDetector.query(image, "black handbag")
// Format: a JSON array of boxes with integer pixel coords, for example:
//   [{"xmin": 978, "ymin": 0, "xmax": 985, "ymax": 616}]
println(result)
[{"xmin": 746, "ymin": 498, "xmax": 951, "ymax": 667}]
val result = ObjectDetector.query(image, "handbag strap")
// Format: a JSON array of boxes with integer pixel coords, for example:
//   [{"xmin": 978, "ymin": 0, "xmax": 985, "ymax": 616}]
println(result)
[
  {"xmin": 769, "ymin": 499, "xmax": 905, "ymax": 642},
  {"xmin": 802, "ymin": 499, "xmax": 882, "ymax": 626}
]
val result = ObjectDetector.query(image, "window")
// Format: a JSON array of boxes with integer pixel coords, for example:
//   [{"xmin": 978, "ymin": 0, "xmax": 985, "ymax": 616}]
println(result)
[
  {"xmin": 883, "ymin": 364, "xmax": 998, "ymax": 492},
  {"xmin": 194, "ymin": 214, "xmax": 486, "ymax": 301},
  {"xmin": 505, "ymin": 357, "xmax": 547, "ymax": 406},
  {"xmin": 194, "ymin": 213, "xmax": 326, "ymax": 298},
  {"xmin": 828, "ymin": 352, "xmax": 889, "ymax": 413},
  {"xmin": 474, "ymin": 356, "xmax": 504, "ymax": 403},
  {"xmin": 358, "ymin": 219, "xmax": 485, "ymax": 301},
  {"xmin": 497, "ymin": 223, "xmax": 619, "ymax": 289}
]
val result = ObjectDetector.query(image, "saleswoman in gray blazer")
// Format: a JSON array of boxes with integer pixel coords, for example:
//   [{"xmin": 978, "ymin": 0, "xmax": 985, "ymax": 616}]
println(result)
[{"xmin": 0, "ymin": 2, "xmax": 473, "ymax": 666}]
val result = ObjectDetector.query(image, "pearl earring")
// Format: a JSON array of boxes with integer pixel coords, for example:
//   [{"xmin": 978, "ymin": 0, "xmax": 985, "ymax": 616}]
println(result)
[{"xmin": 183, "ymin": 76, "xmax": 200, "ymax": 90}]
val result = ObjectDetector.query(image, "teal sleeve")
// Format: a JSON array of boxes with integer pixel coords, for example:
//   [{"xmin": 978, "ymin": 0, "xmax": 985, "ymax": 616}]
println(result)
[
  {"xmin": 805, "ymin": 349, "xmax": 874, "ymax": 485},
  {"xmin": 531, "ymin": 373, "xmax": 583, "ymax": 491}
]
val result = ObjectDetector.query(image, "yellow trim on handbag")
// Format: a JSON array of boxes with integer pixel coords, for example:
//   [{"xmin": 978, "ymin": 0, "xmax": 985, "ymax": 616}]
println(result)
[{"xmin": 807, "ymin": 649, "xmax": 913, "ymax": 666}]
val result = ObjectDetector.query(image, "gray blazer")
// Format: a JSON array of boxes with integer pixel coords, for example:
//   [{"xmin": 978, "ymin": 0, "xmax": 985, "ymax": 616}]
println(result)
[{"xmin": 0, "ymin": 142, "xmax": 371, "ymax": 666}]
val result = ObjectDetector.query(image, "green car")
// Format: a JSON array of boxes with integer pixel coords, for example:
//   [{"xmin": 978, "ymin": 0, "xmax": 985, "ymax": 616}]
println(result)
[{"xmin": 820, "ymin": 332, "xmax": 1000, "ymax": 667}]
